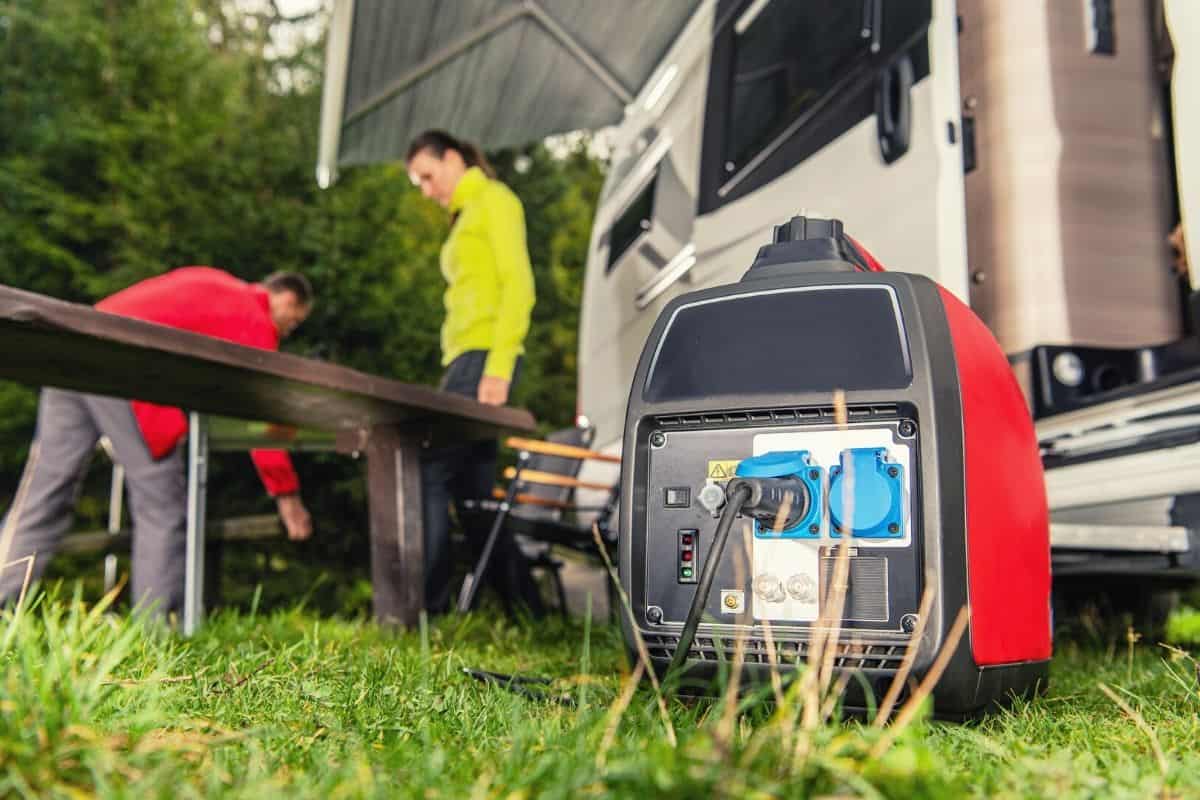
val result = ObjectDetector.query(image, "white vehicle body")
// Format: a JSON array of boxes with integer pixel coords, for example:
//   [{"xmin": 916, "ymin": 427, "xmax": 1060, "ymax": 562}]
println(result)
[{"xmin": 578, "ymin": 0, "xmax": 1200, "ymax": 569}]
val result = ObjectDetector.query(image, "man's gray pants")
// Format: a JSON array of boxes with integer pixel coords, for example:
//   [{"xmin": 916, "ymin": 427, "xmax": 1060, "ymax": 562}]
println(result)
[{"xmin": 0, "ymin": 388, "xmax": 186, "ymax": 614}]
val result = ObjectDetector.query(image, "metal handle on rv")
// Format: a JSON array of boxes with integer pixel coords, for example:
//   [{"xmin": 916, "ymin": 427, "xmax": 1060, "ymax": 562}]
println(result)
[
  {"xmin": 876, "ymin": 54, "xmax": 913, "ymax": 165},
  {"xmin": 635, "ymin": 243, "xmax": 697, "ymax": 309},
  {"xmin": 861, "ymin": 0, "xmax": 882, "ymax": 52}
]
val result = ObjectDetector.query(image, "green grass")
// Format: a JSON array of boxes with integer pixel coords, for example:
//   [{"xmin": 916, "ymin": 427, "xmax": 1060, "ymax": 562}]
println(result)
[
  {"xmin": 1167, "ymin": 606, "xmax": 1200, "ymax": 647},
  {"xmin": 1, "ymin": 588, "xmax": 1198, "ymax": 799}
]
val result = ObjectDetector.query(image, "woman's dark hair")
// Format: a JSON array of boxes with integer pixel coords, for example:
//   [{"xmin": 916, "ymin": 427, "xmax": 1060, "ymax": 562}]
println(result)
[{"xmin": 406, "ymin": 129, "xmax": 496, "ymax": 179}]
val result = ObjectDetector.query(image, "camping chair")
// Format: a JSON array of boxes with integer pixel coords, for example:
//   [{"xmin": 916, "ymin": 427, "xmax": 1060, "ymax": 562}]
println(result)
[{"xmin": 456, "ymin": 425, "xmax": 620, "ymax": 617}]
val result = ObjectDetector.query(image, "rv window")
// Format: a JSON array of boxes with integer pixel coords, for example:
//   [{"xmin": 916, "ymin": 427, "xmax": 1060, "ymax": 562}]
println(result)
[
  {"xmin": 699, "ymin": 0, "xmax": 931, "ymax": 212},
  {"xmin": 607, "ymin": 172, "xmax": 658, "ymax": 273},
  {"xmin": 726, "ymin": 1, "xmax": 868, "ymax": 173}
]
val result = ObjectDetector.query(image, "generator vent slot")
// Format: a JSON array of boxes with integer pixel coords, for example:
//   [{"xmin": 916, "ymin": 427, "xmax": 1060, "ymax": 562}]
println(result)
[
  {"xmin": 655, "ymin": 404, "xmax": 899, "ymax": 429},
  {"xmin": 643, "ymin": 633, "xmax": 908, "ymax": 671},
  {"xmin": 819, "ymin": 556, "xmax": 889, "ymax": 622}
]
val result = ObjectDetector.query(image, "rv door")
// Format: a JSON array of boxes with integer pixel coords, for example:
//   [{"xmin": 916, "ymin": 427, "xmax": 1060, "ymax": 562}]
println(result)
[{"xmin": 692, "ymin": 0, "xmax": 968, "ymax": 298}]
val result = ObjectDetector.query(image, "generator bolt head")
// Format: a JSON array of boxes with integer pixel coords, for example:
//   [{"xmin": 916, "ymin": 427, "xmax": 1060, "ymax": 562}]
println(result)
[
  {"xmin": 898, "ymin": 420, "xmax": 916, "ymax": 438},
  {"xmin": 808, "ymin": 469, "xmax": 820, "ymax": 481},
  {"xmin": 646, "ymin": 606, "xmax": 663, "ymax": 624},
  {"xmin": 649, "ymin": 431, "xmax": 666, "ymax": 448},
  {"xmin": 901, "ymin": 614, "xmax": 918, "ymax": 633},
  {"xmin": 887, "ymin": 466, "xmax": 899, "ymax": 478},
  {"xmin": 888, "ymin": 523, "xmax": 900, "ymax": 534},
  {"xmin": 809, "ymin": 524, "xmax": 820, "ymax": 534}
]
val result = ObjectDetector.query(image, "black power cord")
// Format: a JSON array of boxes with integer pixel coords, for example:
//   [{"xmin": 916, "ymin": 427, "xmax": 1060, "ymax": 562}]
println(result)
[
  {"xmin": 667, "ymin": 475, "xmax": 810, "ymax": 678},
  {"xmin": 464, "ymin": 473, "xmax": 807, "ymax": 695},
  {"xmin": 668, "ymin": 480, "xmax": 749, "ymax": 675},
  {"xmin": 461, "ymin": 667, "xmax": 576, "ymax": 707}
]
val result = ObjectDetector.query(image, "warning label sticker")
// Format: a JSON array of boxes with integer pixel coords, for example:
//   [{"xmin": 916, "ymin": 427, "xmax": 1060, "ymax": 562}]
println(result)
[{"xmin": 706, "ymin": 460, "xmax": 741, "ymax": 481}]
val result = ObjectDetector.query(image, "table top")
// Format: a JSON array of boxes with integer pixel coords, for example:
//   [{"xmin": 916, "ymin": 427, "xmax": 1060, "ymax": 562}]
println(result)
[{"xmin": 0, "ymin": 283, "xmax": 536, "ymax": 441}]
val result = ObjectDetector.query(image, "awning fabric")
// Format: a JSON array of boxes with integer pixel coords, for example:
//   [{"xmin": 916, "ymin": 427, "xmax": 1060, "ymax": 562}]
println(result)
[{"xmin": 317, "ymin": 0, "xmax": 702, "ymax": 184}]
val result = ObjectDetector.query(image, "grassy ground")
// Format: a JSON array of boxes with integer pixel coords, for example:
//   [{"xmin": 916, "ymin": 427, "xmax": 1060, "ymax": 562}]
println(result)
[{"xmin": 1, "ymin": 586, "xmax": 1199, "ymax": 799}]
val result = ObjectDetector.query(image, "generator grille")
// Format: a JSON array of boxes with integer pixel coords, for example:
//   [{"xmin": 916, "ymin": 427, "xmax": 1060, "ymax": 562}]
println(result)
[
  {"xmin": 655, "ymin": 404, "xmax": 901, "ymax": 429},
  {"xmin": 819, "ymin": 556, "xmax": 889, "ymax": 622},
  {"xmin": 644, "ymin": 633, "xmax": 909, "ymax": 671}
]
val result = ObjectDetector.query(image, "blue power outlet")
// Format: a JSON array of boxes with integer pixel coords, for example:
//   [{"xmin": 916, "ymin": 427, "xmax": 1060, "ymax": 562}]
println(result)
[
  {"xmin": 735, "ymin": 450, "xmax": 824, "ymax": 538},
  {"xmin": 828, "ymin": 448, "xmax": 904, "ymax": 538}
]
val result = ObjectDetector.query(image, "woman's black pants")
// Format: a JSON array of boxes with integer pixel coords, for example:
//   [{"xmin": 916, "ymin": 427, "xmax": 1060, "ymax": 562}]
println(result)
[{"xmin": 421, "ymin": 350, "xmax": 545, "ymax": 616}]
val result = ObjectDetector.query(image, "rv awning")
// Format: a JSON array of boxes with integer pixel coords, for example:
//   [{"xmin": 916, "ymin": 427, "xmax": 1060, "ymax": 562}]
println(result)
[{"xmin": 316, "ymin": 0, "xmax": 702, "ymax": 185}]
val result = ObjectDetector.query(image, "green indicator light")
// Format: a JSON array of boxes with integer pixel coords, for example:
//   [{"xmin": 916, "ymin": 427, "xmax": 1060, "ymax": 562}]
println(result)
[{"xmin": 681, "ymin": 568, "xmax": 693, "ymax": 578}]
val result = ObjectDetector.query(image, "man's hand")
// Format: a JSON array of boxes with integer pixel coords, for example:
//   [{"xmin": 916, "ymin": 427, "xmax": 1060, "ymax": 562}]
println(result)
[
  {"xmin": 276, "ymin": 494, "xmax": 312, "ymax": 541},
  {"xmin": 477, "ymin": 375, "xmax": 511, "ymax": 406}
]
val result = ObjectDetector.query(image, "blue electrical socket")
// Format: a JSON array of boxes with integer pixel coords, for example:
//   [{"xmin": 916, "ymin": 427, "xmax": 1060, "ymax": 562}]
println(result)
[
  {"xmin": 828, "ymin": 448, "xmax": 904, "ymax": 538},
  {"xmin": 735, "ymin": 450, "xmax": 824, "ymax": 539}
]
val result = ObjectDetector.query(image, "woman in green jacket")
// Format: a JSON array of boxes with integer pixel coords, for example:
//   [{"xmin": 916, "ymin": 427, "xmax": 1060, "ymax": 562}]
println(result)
[{"xmin": 406, "ymin": 130, "xmax": 542, "ymax": 615}]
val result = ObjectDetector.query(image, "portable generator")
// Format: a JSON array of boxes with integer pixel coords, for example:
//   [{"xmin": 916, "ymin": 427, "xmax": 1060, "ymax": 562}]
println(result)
[{"xmin": 617, "ymin": 216, "xmax": 1052, "ymax": 717}]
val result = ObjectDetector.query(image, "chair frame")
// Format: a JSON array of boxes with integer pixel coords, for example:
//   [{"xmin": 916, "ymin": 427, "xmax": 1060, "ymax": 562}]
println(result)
[{"xmin": 455, "ymin": 435, "xmax": 620, "ymax": 614}]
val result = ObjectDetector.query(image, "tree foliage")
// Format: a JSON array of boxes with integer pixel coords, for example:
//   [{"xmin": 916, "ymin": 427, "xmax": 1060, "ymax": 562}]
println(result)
[{"xmin": 0, "ymin": 0, "xmax": 603, "ymax": 605}]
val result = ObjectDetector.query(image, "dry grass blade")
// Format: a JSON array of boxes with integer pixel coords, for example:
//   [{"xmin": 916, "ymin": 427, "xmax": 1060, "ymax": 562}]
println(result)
[
  {"xmin": 771, "ymin": 491, "xmax": 793, "ymax": 534},
  {"xmin": 103, "ymin": 674, "xmax": 203, "ymax": 687},
  {"xmin": 797, "ymin": 624, "xmax": 823, "ymax": 731},
  {"xmin": 874, "ymin": 581, "xmax": 937, "ymax": 726},
  {"xmin": 2, "ymin": 555, "xmax": 36, "ymax": 611},
  {"xmin": 592, "ymin": 522, "xmax": 678, "ymax": 747},
  {"xmin": 715, "ymin": 633, "xmax": 747, "ymax": 752},
  {"xmin": 798, "ymin": 541, "xmax": 853, "ymax": 732},
  {"xmin": 832, "ymin": 389, "xmax": 848, "ymax": 427},
  {"xmin": 1157, "ymin": 643, "xmax": 1200, "ymax": 697},
  {"xmin": 818, "ymin": 667, "xmax": 854, "ymax": 721},
  {"xmin": 736, "ymin": 520, "xmax": 753, "ymax": 612},
  {"xmin": 1097, "ymin": 683, "xmax": 1169, "ymax": 778},
  {"xmin": 214, "ymin": 657, "xmax": 276, "ymax": 693},
  {"xmin": 812, "ymin": 388, "xmax": 855, "ymax": 718},
  {"xmin": 107, "ymin": 676, "xmax": 201, "ymax": 690},
  {"xmin": 761, "ymin": 619, "xmax": 785, "ymax": 707},
  {"xmin": 93, "ymin": 572, "xmax": 129, "ymax": 617},
  {"xmin": 750, "ymin": 617, "xmax": 793, "ymax": 764},
  {"xmin": 133, "ymin": 726, "xmax": 244, "ymax": 754},
  {"xmin": 817, "ymin": 534, "xmax": 852, "ymax": 700},
  {"xmin": 1126, "ymin": 625, "xmax": 1142, "ymax": 682},
  {"xmin": 714, "ymin": 522, "xmax": 753, "ymax": 752},
  {"xmin": 596, "ymin": 660, "xmax": 645, "ymax": 769},
  {"xmin": 870, "ymin": 605, "xmax": 970, "ymax": 758},
  {"xmin": 0, "ymin": 442, "xmax": 40, "ymax": 576},
  {"xmin": 796, "ymin": 395, "xmax": 846, "ymax": 731}
]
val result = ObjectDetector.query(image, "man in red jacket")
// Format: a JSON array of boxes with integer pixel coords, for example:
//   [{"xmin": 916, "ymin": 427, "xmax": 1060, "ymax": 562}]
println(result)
[{"xmin": 0, "ymin": 268, "xmax": 314, "ymax": 615}]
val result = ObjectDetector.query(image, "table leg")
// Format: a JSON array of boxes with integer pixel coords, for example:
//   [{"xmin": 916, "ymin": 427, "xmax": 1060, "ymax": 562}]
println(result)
[
  {"xmin": 104, "ymin": 459, "xmax": 124, "ymax": 595},
  {"xmin": 183, "ymin": 412, "xmax": 208, "ymax": 636},
  {"xmin": 366, "ymin": 425, "xmax": 425, "ymax": 625}
]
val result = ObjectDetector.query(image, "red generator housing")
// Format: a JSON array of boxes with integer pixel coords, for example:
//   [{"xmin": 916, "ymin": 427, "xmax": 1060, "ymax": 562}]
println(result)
[{"xmin": 618, "ymin": 216, "xmax": 1052, "ymax": 717}]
